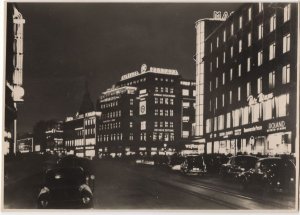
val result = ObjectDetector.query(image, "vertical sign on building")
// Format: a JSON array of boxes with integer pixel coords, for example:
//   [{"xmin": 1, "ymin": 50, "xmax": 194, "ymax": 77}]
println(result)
[{"xmin": 139, "ymin": 100, "xmax": 146, "ymax": 115}]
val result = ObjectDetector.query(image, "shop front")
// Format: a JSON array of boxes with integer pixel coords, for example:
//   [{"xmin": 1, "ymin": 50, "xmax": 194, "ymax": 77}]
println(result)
[{"xmin": 207, "ymin": 117, "xmax": 294, "ymax": 156}]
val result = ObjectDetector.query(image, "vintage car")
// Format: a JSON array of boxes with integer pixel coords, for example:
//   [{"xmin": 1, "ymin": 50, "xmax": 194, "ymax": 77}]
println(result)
[
  {"xmin": 219, "ymin": 155, "xmax": 258, "ymax": 181},
  {"xmin": 241, "ymin": 157, "xmax": 295, "ymax": 194},
  {"xmin": 37, "ymin": 167, "xmax": 93, "ymax": 209},
  {"xmin": 57, "ymin": 155, "xmax": 95, "ymax": 191},
  {"xmin": 180, "ymin": 155, "xmax": 207, "ymax": 175}
]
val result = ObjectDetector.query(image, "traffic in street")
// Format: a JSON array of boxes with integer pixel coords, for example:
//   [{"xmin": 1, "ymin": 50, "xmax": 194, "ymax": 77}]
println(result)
[{"xmin": 3, "ymin": 154, "xmax": 296, "ymax": 210}]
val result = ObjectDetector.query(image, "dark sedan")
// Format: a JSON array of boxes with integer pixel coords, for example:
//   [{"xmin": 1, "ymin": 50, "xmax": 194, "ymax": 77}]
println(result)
[
  {"xmin": 180, "ymin": 155, "xmax": 207, "ymax": 176},
  {"xmin": 57, "ymin": 155, "xmax": 95, "ymax": 191},
  {"xmin": 241, "ymin": 157, "xmax": 295, "ymax": 194},
  {"xmin": 219, "ymin": 155, "xmax": 258, "ymax": 181},
  {"xmin": 37, "ymin": 167, "xmax": 93, "ymax": 209}
]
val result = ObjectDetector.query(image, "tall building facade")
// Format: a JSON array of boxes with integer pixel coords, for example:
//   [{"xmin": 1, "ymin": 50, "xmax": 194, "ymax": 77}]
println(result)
[
  {"xmin": 5, "ymin": 4, "xmax": 25, "ymax": 155},
  {"xmin": 45, "ymin": 121, "xmax": 64, "ymax": 153},
  {"xmin": 199, "ymin": 3, "xmax": 298, "ymax": 155},
  {"xmin": 96, "ymin": 65, "xmax": 196, "ymax": 157}
]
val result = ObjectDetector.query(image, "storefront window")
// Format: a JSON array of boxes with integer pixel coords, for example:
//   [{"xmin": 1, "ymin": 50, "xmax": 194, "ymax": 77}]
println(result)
[
  {"xmin": 263, "ymin": 99, "xmax": 273, "ymax": 120},
  {"xmin": 276, "ymin": 94, "xmax": 289, "ymax": 117},
  {"xmin": 218, "ymin": 115, "xmax": 224, "ymax": 130},
  {"xmin": 226, "ymin": 112, "xmax": 231, "ymax": 128}
]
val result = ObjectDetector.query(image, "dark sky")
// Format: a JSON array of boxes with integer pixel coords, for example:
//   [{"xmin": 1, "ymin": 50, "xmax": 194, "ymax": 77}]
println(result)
[{"xmin": 14, "ymin": 2, "xmax": 241, "ymax": 134}]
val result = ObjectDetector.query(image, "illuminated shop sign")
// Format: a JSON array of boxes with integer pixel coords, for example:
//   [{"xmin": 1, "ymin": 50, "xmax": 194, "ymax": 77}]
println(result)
[
  {"xmin": 247, "ymin": 93, "xmax": 274, "ymax": 106},
  {"xmin": 213, "ymin": 11, "xmax": 234, "ymax": 20},
  {"xmin": 149, "ymin": 67, "xmax": 179, "ymax": 76},
  {"xmin": 121, "ymin": 71, "xmax": 140, "ymax": 81},
  {"xmin": 267, "ymin": 121, "xmax": 286, "ymax": 132},
  {"xmin": 234, "ymin": 129, "xmax": 242, "ymax": 135},
  {"xmin": 243, "ymin": 125, "xmax": 263, "ymax": 133},
  {"xmin": 139, "ymin": 147, "xmax": 146, "ymax": 151}
]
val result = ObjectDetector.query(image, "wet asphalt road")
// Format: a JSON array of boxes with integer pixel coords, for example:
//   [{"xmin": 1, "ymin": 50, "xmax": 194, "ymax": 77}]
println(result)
[{"xmin": 3, "ymin": 158, "xmax": 296, "ymax": 210}]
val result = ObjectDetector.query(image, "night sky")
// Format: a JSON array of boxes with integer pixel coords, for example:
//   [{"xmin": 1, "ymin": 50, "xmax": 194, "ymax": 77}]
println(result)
[{"xmin": 12, "ymin": 2, "xmax": 241, "ymax": 134}]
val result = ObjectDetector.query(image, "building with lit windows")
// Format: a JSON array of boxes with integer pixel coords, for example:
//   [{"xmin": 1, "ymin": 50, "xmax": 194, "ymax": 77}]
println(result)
[
  {"xmin": 63, "ymin": 87, "xmax": 101, "ymax": 158},
  {"xmin": 96, "ymin": 64, "xmax": 196, "ymax": 157},
  {"xmin": 45, "ymin": 121, "xmax": 64, "ymax": 154},
  {"xmin": 200, "ymin": 3, "xmax": 298, "ymax": 155}
]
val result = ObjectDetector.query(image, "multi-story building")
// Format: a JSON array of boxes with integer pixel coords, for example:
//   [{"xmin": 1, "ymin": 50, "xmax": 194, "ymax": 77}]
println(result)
[
  {"xmin": 45, "ymin": 121, "xmax": 64, "ymax": 153},
  {"xmin": 198, "ymin": 3, "xmax": 298, "ymax": 155},
  {"xmin": 97, "ymin": 85, "xmax": 138, "ymax": 157},
  {"xmin": 63, "ymin": 87, "xmax": 101, "ymax": 158},
  {"xmin": 96, "ymin": 64, "xmax": 196, "ymax": 157},
  {"xmin": 17, "ymin": 133, "xmax": 34, "ymax": 153},
  {"xmin": 4, "ymin": 4, "xmax": 25, "ymax": 155}
]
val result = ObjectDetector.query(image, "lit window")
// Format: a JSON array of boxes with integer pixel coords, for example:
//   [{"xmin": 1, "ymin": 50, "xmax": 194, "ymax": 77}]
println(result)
[
  {"xmin": 160, "ymin": 87, "xmax": 164, "ymax": 93},
  {"xmin": 248, "ymin": 33, "xmax": 251, "ymax": 47},
  {"xmin": 206, "ymin": 119, "xmax": 212, "ymax": 133},
  {"xmin": 258, "ymin": 23, "xmax": 263, "ymax": 40},
  {"xmin": 216, "ymin": 37, "xmax": 219, "ymax": 47},
  {"xmin": 215, "ymin": 97, "xmax": 218, "ymax": 109},
  {"xmin": 242, "ymin": 106, "xmax": 249, "ymax": 125},
  {"xmin": 231, "ymin": 23, "xmax": 234, "ymax": 35},
  {"xmin": 230, "ymin": 68, "xmax": 233, "ymax": 80},
  {"xmin": 218, "ymin": 115, "xmax": 224, "ymax": 130},
  {"xmin": 248, "ymin": 7, "xmax": 252, "ymax": 21},
  {"xmin": 210, "ymin": 43, "xmax": 213, "ymax": 52},
  {"xmin": 283, "ymin": 34, "xmax": 290, "ymax": 53},
  {"xmin": 182, "ymin": 89, "xmax": 189, "ymax": 96},
  {"xmin": 258, "ymin": 3, "xmax": 263, "ymax": 13},
  {"xmin": 229, "ymin": 91, "xmax": 232, "ymax": 104},
  {"xmin": 170, "ymin": 109, "xmax": 174, "ymax": 116},
  {"xmin": 258, "ymin": 50, "xmax": 263, "ymax": 66},
  {"xmin": 247, "ymin": 82, "xmax": 251, "ymax": 96},
  {"xmin": 216, "ymin": 57, "xmax": 219, "ymax": 68},
  {"xmin": 233, "ymin": 109, "xmax": 241, "ymax": 127},
  {"xmin": 282, "ymin": 64, "xmax": 290, "ymax": 84},
  {"xmin": 223, "ymin": 30, "xmax": 226, "ymax": 42},
  {"xmin": 170, "ymin": 122, "xmax": 174, "ymax": 128},
  {"xmin": 160, "ymin": 98, "xmax": 164, "ymax": 104},
  {"xmin": 276, "ymin": 94, "xmax": 289, "ymax": 117},
  {"xmin": 263, "ymin": 99, "xmax": 273, "ymax": 120},
  {"xmin": 223, "ymin": 52, "xmax": 226, "ymax": 63},
  {"xmin": 269, "ymin": 71, "xmax": 275, "ymax": 89},
  {"xmin": 270, "ymin": 14, "xmax": 276, "ymax": 32},
  {"xmin": 210, "ymin": 62, "xmax": 212, "ymax": 72},
  {"xmin": 209, "ymin": 81, "xmax": 212, "ymax": 91},
  {"xmin": 230, "ymin": 46, "xmax": 233, "ymax": 57},
  {"xmin": 130, "ymin": 98, "xmax": 134, "ymax": 105},
  {"xmin": 226, "ymin": 112, "xmax": 231, "ymax": 128},
  {"xmin": 269, "ymin": 42, "xmax": 276, "ymax": 60},
  {"xmin": 165, "ymin": 98, "xmax": 169, "ymax": 104},
  {"xmin": 154, "ymin": 121, "xmax": 158, "ymax": 127},
  {"xmin": 215, "ymin": 77, "xmax": 218, "ymax": 88},
  {"xmin": 165, "ymin": 109, "xmax": 169, "ymax": 116},
  {"xmin": 170, "ymin": 88, "xmax": 174, "ymax": 94},
  {"xmin": 239, "ymin": 16, "xmax": 242, "ymax": 29},
  {"xmin": 257, "ymin": 77, "xmax": 262, "ymax": 94},
  {"xmin": 251, "ymin": 103, "xmax": 261, "ymax": 123},
  {"xmin": 130, "ymin": 110, "xmax": 133, "ymax": 116},
  {"xmin": 170, "ymin": 99, "xmax": 174, "ymax": 105},
  {"xmin": 155, "ymin": 109, "xmax": 158, "ymax": 116},
  {"xmin": 238, "ymin": 64, "xmax": 241, "ymax": 77},
  {"xmin": 160, "ymin": 109, "xmax": 163, "ymax": 116},
  {"xmin": 165, "ymin": 87, "xmax": 168, "ymax": 93},
  {"xmin": 129, "ymin": 122, "xmax": 133, "ymax": 128},
  {"xmin": 222, "ymin": 94, "xmax": 225, "ymax": 107},
  {"xmin": 284, "ymin": 4, "xmax": 291, "ymax": 22},
  {"xmin": 247, "ymin": 57, "xmax": 251, "ymax": 72},
  {"xmin": 222, "ymin": 72, "xmax": 225, "ymax": 85},
  {"xmin": 155, "ymin": 97, "xmax": 158, "ymax": 104},
  {"xmin": 155, "ymin": 87, "xmax": 158, "ymax": 92},
  {"xmin": 239, "ymin": 40, "xmax": 242, "ymax": 53},
  {"xmin": 214, "ymin": 117, "xmax": 218, "ymax": 131},
  {"xmin": 238, "ymin": 87, "xmax": 241, "ymax": 101}
]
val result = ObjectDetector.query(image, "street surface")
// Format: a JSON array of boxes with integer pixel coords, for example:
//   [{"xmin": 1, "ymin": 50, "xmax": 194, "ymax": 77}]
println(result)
[{"xmin": 3, "ymin": 156, "xmax": 296, "ymax": 210}]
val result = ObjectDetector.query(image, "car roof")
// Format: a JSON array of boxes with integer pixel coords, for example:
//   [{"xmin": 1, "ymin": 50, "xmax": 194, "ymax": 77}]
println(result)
[
  {"xmin": 235, "ymin": 155, "xmax": 257, "ymax": 159},
  {"xmin": 258, "ymin": 157, "xmax": 282, "ymax": 161},
  {"xmin": 46, "ymin": 166, "xmax": 84, "ymax": 174}
]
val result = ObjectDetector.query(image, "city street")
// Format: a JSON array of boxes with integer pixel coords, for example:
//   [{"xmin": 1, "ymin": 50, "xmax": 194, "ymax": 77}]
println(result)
[{"xmin": 4, "ymin": 156, "xmax": 296, "ymax": 210}]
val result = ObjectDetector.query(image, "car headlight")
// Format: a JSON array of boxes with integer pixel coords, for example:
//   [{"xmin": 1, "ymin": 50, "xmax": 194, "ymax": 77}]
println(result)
[
  {"xmin": 290, "ymin": 178, "xmax": 294, "ymax": 182},
  {"xmin": 90, "ymin": 175, "xmax": 95, "ymax": 180},
  {"xmin": 39, "ymin": 187, "xmax": 50, "ymax": 195},
  {"xmin": 82, "ymin": 196, "xmax": 91, "ymax": 204},
  {"xmin": 79, "ymin": 184, "xmax": 92, "ymax": 194},
  {"xmin": 277, "ymin": 181, "xmax": 281, "ymax": 186}
]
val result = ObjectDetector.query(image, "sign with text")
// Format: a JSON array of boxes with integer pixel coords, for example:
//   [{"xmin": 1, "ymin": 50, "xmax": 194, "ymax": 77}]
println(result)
[{"xmin": 139, "ymin": 100, "xmax": 146, "ymax": 115}]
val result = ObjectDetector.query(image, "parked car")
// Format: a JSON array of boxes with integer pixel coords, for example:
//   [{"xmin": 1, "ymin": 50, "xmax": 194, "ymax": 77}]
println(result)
[
  {"xmin": 241, "ymin": 157, "xmax": 295, "ymax": 194},
  {"xmin": 180, "ymin": 155, "xmax": 207, "ymax": 175},
  {"xmin": 57, "ymin": 155, "xmax": 95, "ymax": 191},
  {"xmin": 37, "ymin": 167, "xmax": 93, "ymax": 209},
  {"xmin": 168, "ymin": 154, "xmax": 185, "ymax": 171},
  {"xmin": 203, "ymin": 154, "xmax": 229, "ymax": 174},
  {"xmin": 219, "ymin": 155, "xmax": 258, "ymax": 181}
]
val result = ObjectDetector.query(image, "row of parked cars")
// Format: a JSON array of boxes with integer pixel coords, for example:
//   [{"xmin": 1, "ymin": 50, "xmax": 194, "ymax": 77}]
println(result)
[
  {"xmin": 167, "ymin": 153, "xmax": 295, "ymax": 194},
  {"xmin": 38, "ymin": 155, "xmax": 95, "ymax": 209}
]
